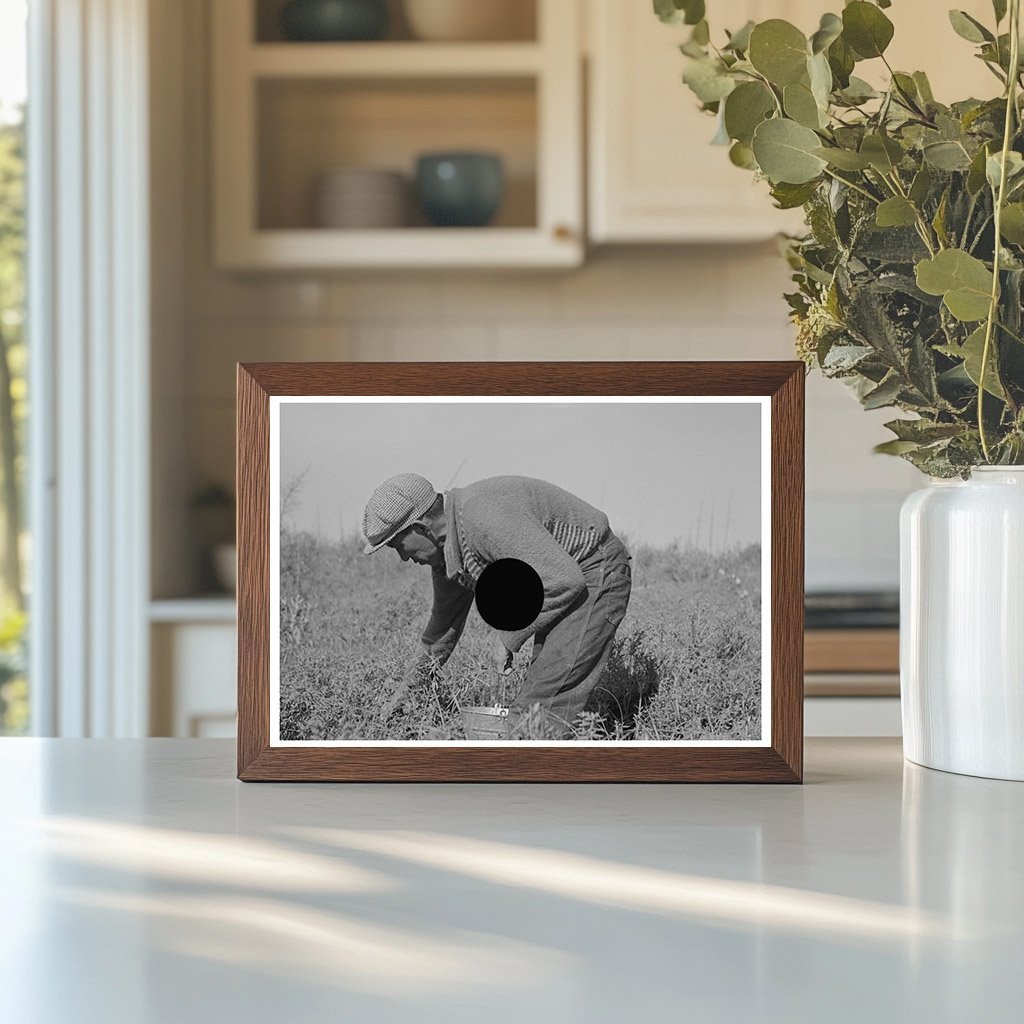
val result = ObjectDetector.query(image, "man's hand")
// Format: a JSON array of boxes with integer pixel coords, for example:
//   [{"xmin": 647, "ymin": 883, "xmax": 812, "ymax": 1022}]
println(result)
[
  {"xmin": 493, "ymin": 642, "xmax": 514, "ymax": 676},
  {"xmin": 382, "ymin": 646, "xmax": 441, "ymax": 721}
]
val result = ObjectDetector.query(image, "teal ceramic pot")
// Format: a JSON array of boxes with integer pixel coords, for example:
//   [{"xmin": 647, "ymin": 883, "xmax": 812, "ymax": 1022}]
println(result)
[
  {"xmin": 415, "ymin": 152, "xmax": 505, "ymax": 227},
  {"xmin": 281, "ymin": 0, "xmax": 388, "ymax": 41}
]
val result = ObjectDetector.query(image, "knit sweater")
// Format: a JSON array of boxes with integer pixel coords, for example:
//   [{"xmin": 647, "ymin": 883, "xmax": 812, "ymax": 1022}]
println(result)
[{"xmin": 421, "ymin": 475, "xmax": 611, "ymax": 659}]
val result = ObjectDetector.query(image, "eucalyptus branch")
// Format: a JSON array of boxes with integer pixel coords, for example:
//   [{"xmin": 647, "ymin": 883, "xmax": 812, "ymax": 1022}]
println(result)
[
  {"xmin": 979, "ymin": 0, "xmax": 1021, "ymax": 462},
  {"xmin": 822, "ymin": 167, "xmax": 881, "ymax": 205},
  {"xmin": 665, "ymin": 1, "xmax": 1024, "ymax": 474},
  {"xmin": 884, "ymin": 170, "xmax": 939, "ymax": 255}
]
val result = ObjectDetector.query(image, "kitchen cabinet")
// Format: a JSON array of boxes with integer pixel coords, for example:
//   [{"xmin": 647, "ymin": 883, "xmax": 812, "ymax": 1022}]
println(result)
[
  {"xmin": 586, "ymin": 0, "xmax": 999, "ymax": 244},
  {"xmin": 587, "ymin": 0, "xmax": 812, "ymax": 243},
  {"xmin": 212, "ymin": 0, "xmax": 1003, "ymax": 264},
  {"xmin": 150, "ymin": 600, "xmax": 237, "ymax": 738},
  {"xmin": 211, "ymin": 0, "xmax": 583, "ymax": 269},
  {"xmin": 804, "ymin": 628, "xmax": 901, "ymax": 737}
]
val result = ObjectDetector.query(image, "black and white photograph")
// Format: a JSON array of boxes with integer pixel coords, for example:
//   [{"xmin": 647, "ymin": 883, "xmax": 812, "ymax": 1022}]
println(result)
[{"xmin": 270, "ymin": 397, "xmax": 770, "ymax": 745}]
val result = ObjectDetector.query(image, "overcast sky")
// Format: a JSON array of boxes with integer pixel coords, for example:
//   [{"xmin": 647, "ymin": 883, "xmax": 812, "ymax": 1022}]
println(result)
[{"xmin": 278, "ymin": 399, "xmax": 764, "ymax": 550}]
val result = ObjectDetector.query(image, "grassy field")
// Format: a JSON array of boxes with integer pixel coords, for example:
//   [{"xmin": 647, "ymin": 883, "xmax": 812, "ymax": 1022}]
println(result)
[{"xmin": 278, "ymin": 532, "xmax": 762, "ymax": 742}]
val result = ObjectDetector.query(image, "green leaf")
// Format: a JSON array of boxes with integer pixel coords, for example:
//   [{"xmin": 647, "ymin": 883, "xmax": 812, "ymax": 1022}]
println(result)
[
  {"xmin": 1000, "ymin": 203, "xmax": 1024, "ymax": 245},
  {"xmin": 729, "ymin": 140, "xmax": 757, "ymax": 169},
  {"xmin": 860, "ymin": 133, "xmax": 904, "ymax": 173},
  {"xmin": 944, "ymin": 289, "xmax": 993, "ymax": 325},
  {"xmin": 751, "ymin": 118, "xmax": 828, "ymax": 184},
  {"xmin": 684, "ymin": 1, "xmax": 706, "ymax": 27},
  {"xmin": 875, "ymin": 439, "xmax": 922, "ymax": 455},
  {"xmin": 682, "ymin": 57, "xmax": 736, "ymax": 104},
  {"xmin": 915, "ymin": 249, "xmax": 994, "ymax": 322},
  {"xmin": 891, "ymin": 72, "xmax": 922, "ymax": 110},
  {"xmin": 993, "ymin": 0, "xmax": 1008, "ymax": 24},
  {"xmin": 723, "ymin": 81, "xmax": 775, "ymax": 144},
  {"xmin": 939, "ymin": 325, "xmax": 1006, "ymax": 398},
  {"xmin": 814, "ymin": 146, "xmax": 872, "ymax": 170},
  {"xmin": 979, "ymin": 32, "xmax": 1015, "ymax": 74},
  {"xmin": 770, "ymin": 180, "xmax": 820, "ymax": 209},
  {"xmin": 784, "ymin": 80, "xmax": 824, "ymax": 129},
  {"xmin": 724, "ymin": 20, "xmax": 755, "ymax": 53},
  {"xmin": 967, "ymin": 144, "xmax": 992, "ymax": 194},
  {"xmin": 922, "ymin": 140, "xmax": 973, "ymax": 171},
  {"xmin": 827, "ymin": 36, "xmax": 855, "ymax": 88},
  {"xmin": 810, "ymin": 12, "xmax": 843, "ymax": 54},
  {"xmin": 948, "ymin": 10, "xmax": 994, "ymax": 44},
  {"xmin": 884, "ymin": 418, "xmax": 965, "ymax": 443},
  {"xmin": 909, "ymin": 164, "xmax": 933, "ymax": 205},
  {"xmin": 837, "ymin": 76, "xmax": 879, "ymax": 104},
  {"xmin": 986, "ymin": 150, "xmax": 1024, "ymax": 191},
  {"xmin": 862, "ymin": 374, "xmax": 903, "ymax": 409},
  {"xmin": 808, "ymin": 51, "xmax": 833, "ymax": 109},
  {"xmin": 876, "ymin": 197, "xmax": 918, "ymax": 228},
  {"xmin": 807, "ymin": 190, "xmax": 841, "ymax": 249},
  {"xmin": 680, "ymin": 20, "xmax": 709, "ymax": 57},
  {"xmin": 653, "ymin": 0, "xmax": 681, "ymax": 24},
  {"xmin": 653, "ymin": 0, "xmax": 705, "ymax": 26},
  {"xmin": 748, "ymin": 20, "xmax": 809, "ymax": 86},
  {"xmin": 913, "ymin": 71, "xmax": 935, "ymax": 104},
  {"xmin": 842, "ymin": 1, "xmax": 895, "ymax": 59}
]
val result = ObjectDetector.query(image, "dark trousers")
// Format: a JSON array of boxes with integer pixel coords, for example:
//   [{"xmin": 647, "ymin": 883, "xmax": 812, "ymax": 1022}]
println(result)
[{"xmin": 510, "ymin": 533, "xmax": 632, "ymax": 738}]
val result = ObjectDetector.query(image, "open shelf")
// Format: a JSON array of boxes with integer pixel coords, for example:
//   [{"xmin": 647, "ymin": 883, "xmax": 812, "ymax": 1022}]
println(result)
[
  {"xmin": 257, "ymin": 76, "xmax": 537, "ymax": 232},
  {"xmin": 218, "ymin": 228, "xmax": 578, "ymax": 269},
  {"xmin": 212, "ymin": 0, "xmax": 582, "ymax": 268}
]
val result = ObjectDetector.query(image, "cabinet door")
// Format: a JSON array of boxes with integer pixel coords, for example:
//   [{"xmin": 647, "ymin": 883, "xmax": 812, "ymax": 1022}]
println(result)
[
  {"xmin": 587, "ymin": 0, "xmax": 808, "ymax": 242},
  {"xmin": 587, "ymin": 0, "xmax": 997, "ymax": 244}
]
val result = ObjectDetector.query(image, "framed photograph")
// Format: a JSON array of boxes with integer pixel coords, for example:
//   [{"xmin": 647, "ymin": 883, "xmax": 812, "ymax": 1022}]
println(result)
[{"xmin": 237, "ymin": 362, "xmax": 804, "ymax": 782}]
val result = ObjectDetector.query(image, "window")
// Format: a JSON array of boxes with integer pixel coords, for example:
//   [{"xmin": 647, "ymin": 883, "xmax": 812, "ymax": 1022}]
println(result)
[{"xmin": 0, "ymin": 0, "xmax": 28, "ymax": 734}]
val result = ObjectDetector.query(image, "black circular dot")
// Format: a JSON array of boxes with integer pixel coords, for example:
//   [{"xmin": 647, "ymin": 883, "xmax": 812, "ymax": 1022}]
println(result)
[{"xmin": 474, "ymin": 559, "xmax": 544, "ymax": 632}]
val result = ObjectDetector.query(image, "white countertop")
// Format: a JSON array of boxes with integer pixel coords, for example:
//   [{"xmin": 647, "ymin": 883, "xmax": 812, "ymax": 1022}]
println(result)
[{"xmin": 1, "ymin": 738, "xmax": 1021, "ymax": 1023}]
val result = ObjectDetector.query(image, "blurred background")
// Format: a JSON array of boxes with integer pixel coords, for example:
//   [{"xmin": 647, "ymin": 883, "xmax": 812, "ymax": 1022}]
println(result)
[{"xmin": 0, "ymin": 0, "xmax": 999, "ymax": 740}]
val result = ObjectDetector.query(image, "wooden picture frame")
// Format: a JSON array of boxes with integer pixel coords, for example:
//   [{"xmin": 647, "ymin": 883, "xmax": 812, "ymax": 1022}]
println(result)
[{"xmin": 237, "ymin": 362, "xmax": 804, "ymax": 782}]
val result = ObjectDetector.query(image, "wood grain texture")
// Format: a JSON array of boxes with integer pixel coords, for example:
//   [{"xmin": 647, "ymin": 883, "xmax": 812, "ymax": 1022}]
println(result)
[
  {"xmin": 236, "ymin": 361, "xmax": 805, "ymax": 783},
  {"xmin": 237, "ymin": 365, "xmax": 271, "ymax": 778},
  {"xmin": 770, "ymin": 365, "xmax": 804, "ymax": 783}
]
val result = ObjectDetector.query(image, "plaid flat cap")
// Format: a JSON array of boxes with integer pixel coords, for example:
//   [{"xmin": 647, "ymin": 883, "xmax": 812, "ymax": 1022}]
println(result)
[{"xmin": 362, "ymin": 473, "xmax": 438, "ymax": 554}]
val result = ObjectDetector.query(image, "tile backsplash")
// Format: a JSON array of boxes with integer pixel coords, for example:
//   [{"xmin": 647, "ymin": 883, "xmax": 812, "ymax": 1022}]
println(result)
[{"xmin": 181, "ymin": 246, "xmax": 918, "ymax": 592}]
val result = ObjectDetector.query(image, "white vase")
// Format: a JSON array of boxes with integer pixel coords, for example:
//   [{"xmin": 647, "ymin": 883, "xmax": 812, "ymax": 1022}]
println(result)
[{"xmin": 900, "ymin": 467, "xmax": 1024, "ymax": 780}]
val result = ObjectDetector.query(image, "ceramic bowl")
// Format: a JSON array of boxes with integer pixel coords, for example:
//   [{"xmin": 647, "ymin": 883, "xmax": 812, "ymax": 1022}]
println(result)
[
  {"xmin": 415, "ymin": 152, "xmax": 504, "ymax": 227},
  {"xmin": 281, "ymin": 0, "xmax": 388, "ymax": 42},
  {"xmin": 315, "ymin": 168, "xmax": 408, "ymax": 228},
  {"xmin": 403, "ymin": 0, "xmax": 534, "ymax": 41}
]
